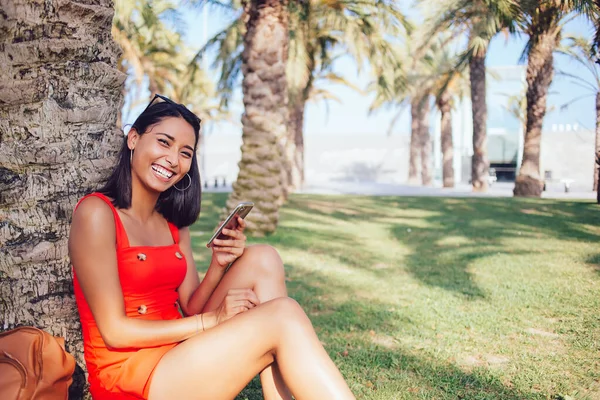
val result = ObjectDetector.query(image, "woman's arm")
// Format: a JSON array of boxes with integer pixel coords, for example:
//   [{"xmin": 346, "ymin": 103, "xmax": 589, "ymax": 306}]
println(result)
[
  {"xmin": 69, "ymin": 197, "xmax": 218, "ymax": 349},
  {"xmin": 176, "ymin": 227, "xmax": 225, "ymax": 316},
  {"xmin": 177, "ymin": 218, "xmax": 248, "ymax": 315}
]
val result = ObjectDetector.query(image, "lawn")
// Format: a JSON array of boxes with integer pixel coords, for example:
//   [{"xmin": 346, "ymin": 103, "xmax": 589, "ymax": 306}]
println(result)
[{"xmin": 189, "ymin": 193, "xmax": 600, "ymax": 400}]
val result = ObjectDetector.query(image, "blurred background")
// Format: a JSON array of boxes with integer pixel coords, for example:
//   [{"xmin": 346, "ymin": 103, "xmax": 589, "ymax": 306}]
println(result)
[{"xmin": 115, "ymin": 0, "xmax": 598, "ymax": 200}]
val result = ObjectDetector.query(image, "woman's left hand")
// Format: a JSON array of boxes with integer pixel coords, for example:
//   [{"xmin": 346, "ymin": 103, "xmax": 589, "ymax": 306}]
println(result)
[{"xmin": 210, "ymin": 216, "xmax": 247, "ymax": 269}]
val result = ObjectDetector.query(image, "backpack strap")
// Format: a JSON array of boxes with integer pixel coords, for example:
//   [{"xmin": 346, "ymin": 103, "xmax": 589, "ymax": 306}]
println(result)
[{"xmin": 74, "ymin": 193, "xmax": 130, "ymax": 249}]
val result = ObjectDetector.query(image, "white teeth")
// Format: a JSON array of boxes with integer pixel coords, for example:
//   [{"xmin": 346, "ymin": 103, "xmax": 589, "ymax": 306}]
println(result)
[{"xmin": 152, "ymin": 165, "xmax": 174, "ymax": 179}]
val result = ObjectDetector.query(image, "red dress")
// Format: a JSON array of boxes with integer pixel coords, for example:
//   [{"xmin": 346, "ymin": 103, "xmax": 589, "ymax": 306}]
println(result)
[{"xmin": 72, "ymin": 193, "xmax": 187, "ymax": 399}]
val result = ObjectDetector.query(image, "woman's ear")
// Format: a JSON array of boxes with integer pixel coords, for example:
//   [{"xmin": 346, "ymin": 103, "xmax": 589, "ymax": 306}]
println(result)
[{"xmin": 127, "ymin": 128, "xmax": 139, "ymax": 151}]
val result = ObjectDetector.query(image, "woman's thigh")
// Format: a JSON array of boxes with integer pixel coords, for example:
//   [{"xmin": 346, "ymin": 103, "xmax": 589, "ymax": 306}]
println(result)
[
  {"xmin": 148, "ymin": 297, "xmax": 303, "ymax": 400},
  {"xmin": 202, "ymin": 244, "xmax": 287, "ymax": 313}
]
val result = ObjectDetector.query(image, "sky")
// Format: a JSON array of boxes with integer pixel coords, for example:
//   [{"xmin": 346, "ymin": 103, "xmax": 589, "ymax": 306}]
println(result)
[{"xmin": 125, "ymin": 3, "xmax": 599, "ymax": 139}]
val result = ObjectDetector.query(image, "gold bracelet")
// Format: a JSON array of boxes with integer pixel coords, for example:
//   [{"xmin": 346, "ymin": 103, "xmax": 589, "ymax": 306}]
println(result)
[
  {"xmin": 195, "ymin": 314, "xmax": 199, "ymax": 335},
  {"xmin": 200, "ymin": 313, "xmax": 205, "ymax": 332}
]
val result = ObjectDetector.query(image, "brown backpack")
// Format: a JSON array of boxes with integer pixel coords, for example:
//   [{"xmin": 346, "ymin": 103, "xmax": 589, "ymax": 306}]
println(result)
[{"xmin": 0, "ymin": 326, "xmax": 76, "ymax": 400}]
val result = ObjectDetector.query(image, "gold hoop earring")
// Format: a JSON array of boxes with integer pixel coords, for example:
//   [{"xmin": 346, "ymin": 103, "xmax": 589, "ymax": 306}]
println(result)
[{"xmin": 173, "ymin": 174, "xmax": 192, "ymax": 191}]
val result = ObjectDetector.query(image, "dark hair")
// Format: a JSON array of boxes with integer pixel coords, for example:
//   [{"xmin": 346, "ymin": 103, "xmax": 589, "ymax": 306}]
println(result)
[{"xmin": 99, "ymin": 101, "xmax": 202, "ymax": 228}]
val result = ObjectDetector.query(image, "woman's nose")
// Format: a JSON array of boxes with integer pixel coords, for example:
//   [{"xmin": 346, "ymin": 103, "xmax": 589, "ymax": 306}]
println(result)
[{"xmin": 165, "ymin": 151, "xmax": 178, "ymax": 168}]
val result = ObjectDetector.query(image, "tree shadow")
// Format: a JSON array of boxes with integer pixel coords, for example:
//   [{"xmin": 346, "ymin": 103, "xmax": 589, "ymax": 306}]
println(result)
[
  {"xmin": 376, "ymin": 196, "xmax": 597, "ymax": 298},
  {"xmin": 194, "ymin": 193, "xmax": 599, "ymax": 399},
  {"xmin": 586, "ymin": 253, "xmax": 600, "ymax": 274},
  {"xmin": 235, "ymin": 266, "xmax": 544, "ymax": 400},
  {"xmin": 198, "ymin": 194, "xmax": 600, "ymax": 299}
]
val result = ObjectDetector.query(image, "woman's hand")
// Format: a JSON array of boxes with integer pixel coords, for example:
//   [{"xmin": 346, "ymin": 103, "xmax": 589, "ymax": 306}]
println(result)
[
  {"xmin": 213, "ymin": 288, "xmax": 260, "ymax": 325},
  {"xmin": 211, "ymin": 216, "xmax": 247, "ymax": 269}
]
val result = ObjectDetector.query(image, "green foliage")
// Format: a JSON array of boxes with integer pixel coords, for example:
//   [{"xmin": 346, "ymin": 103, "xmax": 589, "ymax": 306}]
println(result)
[
  {"xmin": 113, "ymin": 0, "xmax": 227, "ymax": 122},
  {"xmin": 557, "ymin": 35, "xmax": 599, "ymax": 112},
  {"xmin": 190, "ymin": 0, "xmax": 409, "ymax": 109},
  {"xmin": 419, "ymin": 0, "xmax": 520, "ymax": 66},
  {"xmin": 192, "ymin": 193, "xmax": 600, "ymax": 399}
]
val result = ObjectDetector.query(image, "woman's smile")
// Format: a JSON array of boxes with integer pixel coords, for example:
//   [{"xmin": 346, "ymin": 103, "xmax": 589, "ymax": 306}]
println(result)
[{"xmin": 151, "ymin": 163, "xmax": 175, "ymax": 181}]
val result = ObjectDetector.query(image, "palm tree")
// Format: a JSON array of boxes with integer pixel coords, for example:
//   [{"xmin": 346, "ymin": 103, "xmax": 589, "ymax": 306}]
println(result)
[
  {"xmin": 223, "ymin": 0, "xmax": 290, "ymax": 236},
  {"xmin": 194, "ymin": 0, "xmax": 409, "ymax": 192},
  {"xmin": 285, "ymin": 0, "xmax": 408, "ymax": 189},
  {"xmin": 113, "ymin": 0, "xmax": 229, "ymax": 179},
  {"xmin": 113, "ymin": 0, "xmax": 183, "ymax": 123},
  {"xmin": 514, "ymin": 1, "xmax": 599, "ymax": 197},
  {"xmin": 370, "ymin": 30, "xmax": 462, "ymax": 187},
  {"xmin": 556, "ymin": 35, "xmax": 600, "ymax": 202},
  {"xmin": 0, "ymin": 1, "xmax": 124, "ymax": 397},
  {"xmin": 421, "ymin": 0, "xmax": 519, "ymax": 192},
  {"xmin": 430, "ymin": 41, "xmax": 470, "ymax": 188}
]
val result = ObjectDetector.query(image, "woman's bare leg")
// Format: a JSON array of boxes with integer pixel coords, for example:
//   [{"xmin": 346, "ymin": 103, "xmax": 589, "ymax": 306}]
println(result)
[
  {"xmin": 148, "ymin": 297, "xmax": 355, "ymax": 400},
  {"xmin": 202, "ymin": 245, "xmax": 291, "ymax": 400}
]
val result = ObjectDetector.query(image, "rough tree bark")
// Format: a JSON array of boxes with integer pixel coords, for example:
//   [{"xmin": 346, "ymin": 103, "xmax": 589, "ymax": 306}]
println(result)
[
  {"xmin": 225, "ymin": 0, "xmax": 289, "ymax": 236},
  {"xmin": 514, "ymin": 31, "xmax": 557, "ymax": 197},
  {"xmin": 470, "ymin": 48, "xmax": 489, "ymax": 192},
  {"xmin": 0, "ymin": 0, "xmax": 125, "ymax": 398},
  {"xmin": 438, "ymin": 90, "xmax": 454, "ymax": 188}
]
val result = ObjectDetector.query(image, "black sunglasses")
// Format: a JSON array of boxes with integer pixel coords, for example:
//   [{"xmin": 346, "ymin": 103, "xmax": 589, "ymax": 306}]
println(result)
[
  {"xmin": 141, "ymin": 94, "xmax": 202, "ymax": 126},
  {"xmin": 142, "ymin": 93, "xmax": 176, "ymax": 114}
]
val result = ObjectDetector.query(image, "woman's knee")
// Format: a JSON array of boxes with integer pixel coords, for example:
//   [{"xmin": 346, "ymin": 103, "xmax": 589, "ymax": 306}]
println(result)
[
  {"xmin": 266, "ymin": 297, "xmax": 308, "ymax": 326},
  {"xmin": 245, "ymin": 244, "xmax": 285, "ymax": 279}
]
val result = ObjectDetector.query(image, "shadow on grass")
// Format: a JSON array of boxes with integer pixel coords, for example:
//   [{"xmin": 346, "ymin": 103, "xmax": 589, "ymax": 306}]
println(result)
[
  {"xmin": 235, "ymin": 266, "xmax": 543, "ymax": 400},
  {"xmin": 281, "ymin": 195, "xmax": 600, "ymax": 299},
  {"xmin": 586, "ymin": 253, "xmax": 600, "ymax": 274},
  {"xmin": 192, "ymin": 193, "xmax": 599, "ymax": 399}
]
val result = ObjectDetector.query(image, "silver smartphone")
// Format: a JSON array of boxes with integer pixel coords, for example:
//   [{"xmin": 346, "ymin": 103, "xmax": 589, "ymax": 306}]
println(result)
[{"xmin": 206, "ymin": 202, "xmax": 254, "ymax": 248}]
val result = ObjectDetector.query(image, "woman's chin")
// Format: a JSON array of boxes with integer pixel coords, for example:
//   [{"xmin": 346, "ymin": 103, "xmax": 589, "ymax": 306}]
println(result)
[{"xmin": 142, "ymin": 179, "xmax": 173, "ymax": 194}]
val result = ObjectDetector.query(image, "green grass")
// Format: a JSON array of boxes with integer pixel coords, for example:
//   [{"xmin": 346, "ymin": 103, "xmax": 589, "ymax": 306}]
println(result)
[{"xmin": 190, "ymin": 193, "xmax": 600, "ymax": 400}]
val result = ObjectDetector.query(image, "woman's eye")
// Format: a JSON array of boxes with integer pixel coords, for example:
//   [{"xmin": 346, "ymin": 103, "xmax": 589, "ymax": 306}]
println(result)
[
  {"xmin": 182, "ymin": 152, "xmax": 192, "ymax": 158},
  {"xmin": 158, "ymin": 139, "xmax": 169, "ymax": 146}
]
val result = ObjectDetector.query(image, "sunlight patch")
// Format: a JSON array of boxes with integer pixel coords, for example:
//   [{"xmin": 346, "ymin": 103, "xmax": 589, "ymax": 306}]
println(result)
[
  {"xmin": 520, "ymin": 208, "xmax": 553, "ymax": 217},
  {"xmin": 370, "ymin": 334, "xmax": 399, "ymax": 349},
  {"xmin": 436, "ymin": 235, "xmax": 473, "ymax": 247}
]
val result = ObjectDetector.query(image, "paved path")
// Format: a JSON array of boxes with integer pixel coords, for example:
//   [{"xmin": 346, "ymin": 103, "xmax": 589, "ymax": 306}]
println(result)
[{"xmin": 204, "ymin": 181, "xmax": 596, "ymax": 200}]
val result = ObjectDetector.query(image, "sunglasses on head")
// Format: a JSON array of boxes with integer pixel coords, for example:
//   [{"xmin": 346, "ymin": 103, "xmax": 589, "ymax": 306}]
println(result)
[
  {"xmin": 142, "ymin": 94, "xmax": 176, "ymax": 114},
  {"xmin": 140, "ymin": 94, "xmax": 202, "ymax": 127}
]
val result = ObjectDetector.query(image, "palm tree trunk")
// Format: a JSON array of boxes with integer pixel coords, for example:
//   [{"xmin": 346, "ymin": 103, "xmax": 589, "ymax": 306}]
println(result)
[
  {"xmin": 0, "ymin": 1, "xmax": 125, "ymax": 398},
  {"xmin": 408, "ymin": 97, "xmax": 421, "ymax": 184},
  {"xmin": 470, "ymin": 49, "xmax": 489, "ymax": 192},
  {"xmin": 438, "ymin": 91, "xmax": 454, "ymax": 188},
  {"xmin": 420, "ymin": 96, "xmax": 432, "ymax": 186},
  {"xmin": 225, "ymin": 0, "xmax": 289, "ymax": 236},
  {"xmin": 287, "ymin": 95, "xmax": 305, "ymax": 191},
  {"xmin": 595, "ymin": 92, "xmax": 600, "ymax": 203},
  {"xmin": 514, "ymin": 32, "xmax": 557, "ymax": 197}
]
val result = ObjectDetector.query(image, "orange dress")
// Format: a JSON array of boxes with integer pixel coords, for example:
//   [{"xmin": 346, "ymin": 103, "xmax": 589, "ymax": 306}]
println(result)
[{"xmin": 73, "ymin": 193, "xmax": 187, "ymax": 399}]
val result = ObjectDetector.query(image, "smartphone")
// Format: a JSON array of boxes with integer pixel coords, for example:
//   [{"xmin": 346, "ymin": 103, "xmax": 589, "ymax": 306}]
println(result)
[{"xmin": 206, "ymin": 202, "xmax": 254, "ymax": 248}]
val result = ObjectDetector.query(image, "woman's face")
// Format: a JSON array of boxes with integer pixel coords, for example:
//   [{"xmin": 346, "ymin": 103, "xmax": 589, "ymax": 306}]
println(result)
[{"xmin": 128, "ymin": 116, "xmax": 196, "ymax": 193}]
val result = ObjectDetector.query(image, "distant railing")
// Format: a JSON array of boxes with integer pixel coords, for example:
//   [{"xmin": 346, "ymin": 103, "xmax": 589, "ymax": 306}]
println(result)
[{"xmin": 203, "ymin": 175, "xmax": 228, "ymax": 189}]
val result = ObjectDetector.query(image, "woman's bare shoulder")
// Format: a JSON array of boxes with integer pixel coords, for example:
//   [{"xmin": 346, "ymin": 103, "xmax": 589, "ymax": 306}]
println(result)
[{"xmin": 71, "ymin": 195, "xmax": 116, "ymax": 237}]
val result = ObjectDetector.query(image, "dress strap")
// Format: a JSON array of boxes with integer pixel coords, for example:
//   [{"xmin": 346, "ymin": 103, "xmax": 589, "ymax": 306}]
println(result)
[
  {"xmin": 74, "ymin": 192, "xmax": 130, "ymax": 249},
  {"xmin": 167, "ymin": 222, "xmax": 180, "ymax": 244}
]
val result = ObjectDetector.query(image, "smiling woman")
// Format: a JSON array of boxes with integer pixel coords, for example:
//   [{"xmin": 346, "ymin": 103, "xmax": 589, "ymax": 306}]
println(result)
[
  {"xmin": 68, "ymin": 95, "xmax": 354, "ymax": 400},
  {"xmin": 101, "ymin": 95, "xmax": 202, "ymax": 228}
]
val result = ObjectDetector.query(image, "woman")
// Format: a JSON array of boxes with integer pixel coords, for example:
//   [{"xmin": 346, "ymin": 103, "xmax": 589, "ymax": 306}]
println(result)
[{"xmin": 69, "ymin": 95, "xmax": 355, "ymax": 400}]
